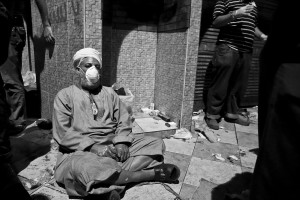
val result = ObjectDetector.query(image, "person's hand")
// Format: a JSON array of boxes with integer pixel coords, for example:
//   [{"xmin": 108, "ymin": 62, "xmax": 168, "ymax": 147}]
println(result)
[
  {"xmin": 43, "ymin": 26, "xmax": 55, "ymax": 44},
  {"xmin": 260, "ymin": 34, "xmax": 268, "ymax": 41},
  {"xmin": 101, "ymin": 145, "xmax": 119, "ymax": 161},
  {"xmin": 236, "ymin": 5, "xmax": 254, "ymax": 17},
  {"xmin": 115, "ymin": 143, "xmax": 130, "ymax": 162}
]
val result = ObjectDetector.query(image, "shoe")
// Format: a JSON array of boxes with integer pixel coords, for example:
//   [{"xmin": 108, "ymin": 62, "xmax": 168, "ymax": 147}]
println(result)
[
  {"xmin": 153, "ymin": 163, "xmax": 180, "ymax": 183},
  {"xmin": 36, "ymin": 118, "xmax": 52, "ymax": 130},
  {"xmin": 225, "ymin": 114, "xmax": 250, "ymax": 126},
  {"xmin": 204, "ymin": 117, "xmax": 219, "ymax": 130}
]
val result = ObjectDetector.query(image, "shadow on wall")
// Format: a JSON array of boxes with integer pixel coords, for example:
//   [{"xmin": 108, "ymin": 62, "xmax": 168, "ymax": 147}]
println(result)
[
  {"xmin": 32, "ymin": 35, "xmax": 55, "ymax": 118},
  {"xmin": 101, "ymin": 0, "xmax": 178, "ymax": 87},
  {"xmin": 18, "ymin": 0, "xmax": 56, "ymax": 119}
]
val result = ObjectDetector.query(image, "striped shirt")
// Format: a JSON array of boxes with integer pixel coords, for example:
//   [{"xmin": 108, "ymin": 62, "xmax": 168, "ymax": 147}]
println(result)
[{"xmin": 213, "ymin": 0, "xmax": 258, "ymax": 52}]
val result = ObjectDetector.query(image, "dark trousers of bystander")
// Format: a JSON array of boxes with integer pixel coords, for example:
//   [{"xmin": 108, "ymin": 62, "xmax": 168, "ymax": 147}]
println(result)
[
  {"xmin": 206, "ymin": 43, "xmax": 252, "ymax": 120},
  {"xmin": 0, "ymin": 14, "xmax": 27, "ymax": 127},
  {"xmin": 0, "ymin": 2, "xmax": 32, "ymax": 199},
  {"xmin": 250, "ymin": 64, "xmax": 300, "ymax": 200},
  {"xmin": 250, "ymin": 1, "xmax": 300, "ymax": 199}
]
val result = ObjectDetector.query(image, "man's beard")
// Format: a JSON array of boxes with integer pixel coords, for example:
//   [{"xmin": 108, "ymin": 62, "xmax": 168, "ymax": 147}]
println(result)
[{"xmin": 80, "ymin": 77, "xmax": 101, "ymax": 91}]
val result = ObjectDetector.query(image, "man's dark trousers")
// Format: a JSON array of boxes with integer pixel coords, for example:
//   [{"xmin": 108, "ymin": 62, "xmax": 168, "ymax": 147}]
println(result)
[
  {"xmin": 206, "ymin": 43, "xmax": 252, "ymax": 119},
  {"xmin": 0, "ymin": 15, "xmax": 27, "ymax": 126}
]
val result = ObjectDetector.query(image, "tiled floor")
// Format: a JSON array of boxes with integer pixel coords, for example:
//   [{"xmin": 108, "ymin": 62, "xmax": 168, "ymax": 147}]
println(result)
[{"xmin": 11, "ymin": 107, "xmax": 259, "ymax": 200}]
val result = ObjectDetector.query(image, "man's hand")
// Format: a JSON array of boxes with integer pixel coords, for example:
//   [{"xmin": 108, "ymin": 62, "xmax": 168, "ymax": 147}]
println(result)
[
  {"xmin": 260, "ymin": 33, "xmax": 268, "ymax": 41},
  {"xmin": 115, "ymin": 143, "xmax": 130, "ymax": 162},
  {"xmin": 101, "ymin": 145, "xmax": 119, "ymax": 161},
  {"xmin": 92, "ymin": 144, "xmax": 119, "ymax": 161},
  {"xmin": 43, "ymin": 26, "xmax": 55, "ymax": 44},
  {"xmin": 236, "ymin": 5, "xmax": 254, "ymax": 17}
]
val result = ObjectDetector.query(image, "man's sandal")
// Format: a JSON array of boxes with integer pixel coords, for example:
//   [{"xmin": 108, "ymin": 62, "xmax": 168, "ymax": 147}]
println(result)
[{"xmin": 153, "ymin": 163, "xmax": 180, "ymax": 183}]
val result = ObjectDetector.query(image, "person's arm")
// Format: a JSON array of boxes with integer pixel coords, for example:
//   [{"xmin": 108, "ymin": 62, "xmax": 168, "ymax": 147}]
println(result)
[
  {"xmin": 111, "ymin": 89, "xmax": 134, "ymax": 162},
  {"xmin": 212, "ymin": 4, "xmax": 255, "ymax": 28},
  {"xmin": 254, "ymin": 27, "xmax": 268, "ymax": 41},
  {"xmin": 34, "ymin": 0, "xmax": 54, "ymax": 43},
  {"xmin": 112, "ymin": 91, "xmax": 134, "ymax": 145}
]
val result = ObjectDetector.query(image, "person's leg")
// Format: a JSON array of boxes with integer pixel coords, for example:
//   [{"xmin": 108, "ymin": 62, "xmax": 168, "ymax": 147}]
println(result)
[
  {"xmin": 224, "ymin": 52, "xmax": 251, "ymax": 126},
  {"xmin": 235, "ymin": 53, "xmax": 252, "ymax": 109},
  {"xmin": 250, "ymin": 64, "xmax": 300, "ymax": 200},
  {"xmin": 0, "ymin": 2, "xmax": 11, "ymax": 65},
  {"xmin": 205, "ymin": 43, "xmax": 238, "ymax": 129},
  {"xmin": 0, "ymin": 162, "xmax": 32, "ymax": 200},
  {"xmin": 54, "ymin": 151, "xmax": 157, "ymax": 197},
  {"xmin": 0, "ymin": 25, "xmax": 27, "ymax": 129},
  {"xmin": 121, "ymin": 135, "xmax": 165, "ymax": 171},
  {"xmin": 0, "ymin": 4, "xmax": 31, "ymax": 199},
  {"xmin": 54, "ymin": 137, "xmax": 178, "ymax": 197}
]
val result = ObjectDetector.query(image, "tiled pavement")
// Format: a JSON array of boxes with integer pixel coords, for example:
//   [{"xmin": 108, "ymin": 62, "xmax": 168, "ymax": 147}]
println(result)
[{"xmin": 10, "ymin": 107, "xmax": 259, "ymax": 200}]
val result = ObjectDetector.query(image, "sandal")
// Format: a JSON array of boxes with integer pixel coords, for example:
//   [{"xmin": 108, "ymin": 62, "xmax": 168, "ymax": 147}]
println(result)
[
  {"xmin": 36, "ymin": 118, "xmax": 52, "ymax": 130},
  {"xmin": 153, "ymin": 163, "xmax": 180, "ymax": 183}
]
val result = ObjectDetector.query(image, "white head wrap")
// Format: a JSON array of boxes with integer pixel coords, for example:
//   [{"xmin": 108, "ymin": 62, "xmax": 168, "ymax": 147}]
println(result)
[{"xmin": 73, "ymin": 48, "xmax": 101, "ymax": 68}]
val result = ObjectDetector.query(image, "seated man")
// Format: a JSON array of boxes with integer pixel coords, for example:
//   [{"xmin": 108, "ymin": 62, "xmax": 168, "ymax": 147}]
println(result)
[{"xmin": 52, "ymin": 48, "xmax": 180, "ymax": 199}]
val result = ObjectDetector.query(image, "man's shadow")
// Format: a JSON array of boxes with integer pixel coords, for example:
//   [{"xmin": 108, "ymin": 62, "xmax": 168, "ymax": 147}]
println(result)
[
  {"xmin": 191, "ymin": 172, "xmax": 253, "ymax": 200},
  {"xmin": 10, "ymin": 124, "xmax": 52, "ymax": 174},
  {"xmin": 101, "ymin": 0, "xmax": 179, "ymax": 86}
]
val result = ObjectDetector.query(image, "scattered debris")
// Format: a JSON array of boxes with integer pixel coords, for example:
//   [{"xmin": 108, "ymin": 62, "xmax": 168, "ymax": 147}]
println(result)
[
  {"xmin": 239, "ymin": 149, "xmax": 246, "ymax": 156},
  {"xmin": 202, "ymin": 129, "xmax": 218, "ymax": 143},
  {"xmin": 157, "ymin": 112, "xmax": 171, "ymax": 122},
  {"xmin": 212, "ymin": 153, "xmax": 225, "ymax": 161},
  {"xmin": 44, "ymin": 155, "xmax": 50, "ymax": 161},
  {"xmin": 249, "ymin": 111, "xmax": 258, "ymax": 121},
  {"xmin": 149, "ymin": 103, "xmax": 155, "ymax": 110},
  {"xmin": 45, "ymin": 166, "xmax": 54, "ymax": 177},
  {"xmin": 22, "ymin": 70, "xmax": 36, "ymax": 87},
  {"xmin": 171, "ymin": 128, "xmax": 193, "ymax": 140},
  {"xmin": 23, "ymin": 178, "xmax": 41, "ymax": 190},
  {"xmin": 152, "ymin": 116, "xmax": 161, "ymax": 120},
  {"xmin": 193, "ymin": 110, "xmax": 203, "ymax": 115},
  {"xmin": 228, "ymin": 155, "xmax": 239, "ymax": 162},
  {"xmin": 141, "ymin": 107, "xmax": 152, "ymax": 114}
]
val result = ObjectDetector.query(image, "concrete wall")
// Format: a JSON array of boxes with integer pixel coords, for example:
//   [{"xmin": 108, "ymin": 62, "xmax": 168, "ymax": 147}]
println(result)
[
  {"xmin": 101, "ymin": 0, "xmax": 160, "ymax": 111},
  {"xmin": 25, "ymin": 0, "xmax": 202, "ymax": 129},
  {"xmin": 155, "ymin": 0, "xmax": 201, "ymax": 128},
  {"xmin": 23, "ymin": 0, "xmax": 87, "ymax": 119}
]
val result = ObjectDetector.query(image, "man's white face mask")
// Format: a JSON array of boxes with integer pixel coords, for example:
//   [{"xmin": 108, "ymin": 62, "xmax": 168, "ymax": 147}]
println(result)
[{"xmin": 85, "ymin": 65, "xmax": 100, "ymax": 84}]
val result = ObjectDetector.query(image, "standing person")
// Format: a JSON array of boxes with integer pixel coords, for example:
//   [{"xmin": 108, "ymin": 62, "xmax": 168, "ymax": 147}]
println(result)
[
  {"xmin": 250, "ymin": 0, "xmax": 300, "ymax": 199},
  {"xmin": 0, "ymin": 0, "xmax": 53, "ymax": 199},
  {"xmin": 52, "ymin": 48, "xmax": 180, "ymax": 199},
  {"xmin": 204, "ymin": 0, "xmax": 267, "ymax": 130},
  {"xmin": 0, "ymin": 1, "xmax": 33, "ymax": 199},
  {"xmin": 0, "ymin": 0, "xmax": 54, "ymax": 135}
]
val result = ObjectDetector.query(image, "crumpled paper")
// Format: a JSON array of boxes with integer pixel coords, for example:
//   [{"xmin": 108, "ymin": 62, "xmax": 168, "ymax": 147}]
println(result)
[
  {"xmin": 171, "ymin": 128, "xmax": 193, "ymax": 140},
  {"xmin": 22, "ymin": 70, "xmax": 36, "ymax": 87}
]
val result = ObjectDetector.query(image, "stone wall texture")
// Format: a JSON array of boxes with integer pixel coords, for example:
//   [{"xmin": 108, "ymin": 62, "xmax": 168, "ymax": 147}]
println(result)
[{"xmin": 24, "ymin": 0, "xmax": 201, "ymax": 129}]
